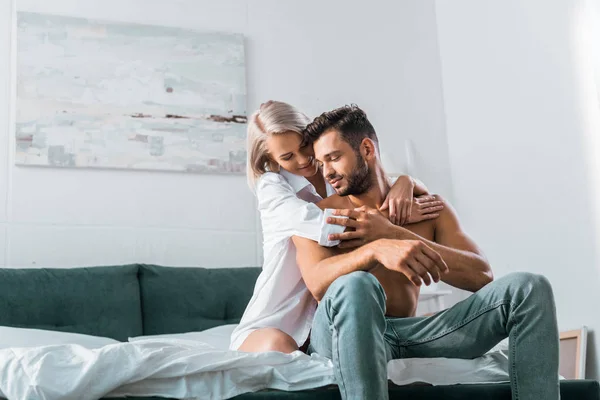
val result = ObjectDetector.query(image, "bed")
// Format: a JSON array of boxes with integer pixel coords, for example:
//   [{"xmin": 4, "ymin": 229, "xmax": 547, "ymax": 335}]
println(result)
[{"xmin": 0, "ymin": 264, "xmax": 597, "ymax": 400}]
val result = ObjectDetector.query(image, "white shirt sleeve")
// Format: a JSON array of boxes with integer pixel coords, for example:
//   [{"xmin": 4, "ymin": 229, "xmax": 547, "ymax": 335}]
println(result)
[{"xmin": 256, "ymin": 173, "xmax": 325, "ymax": 244}]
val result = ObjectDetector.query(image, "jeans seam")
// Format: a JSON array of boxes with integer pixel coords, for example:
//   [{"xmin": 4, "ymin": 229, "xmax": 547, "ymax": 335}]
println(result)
[
  {"xmin": 509, "ymin": 302, "xmax": 519, "ymax": 400},
  {"xmin": 327, "ymin": 299, "xmax": 348, "ymax": 399},
  {"xmin": 396, "ymin": 299, "xmax": 512, "ymax": 346}
]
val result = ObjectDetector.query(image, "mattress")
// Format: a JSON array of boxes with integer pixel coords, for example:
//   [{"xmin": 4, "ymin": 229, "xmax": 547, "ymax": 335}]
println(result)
[{"xmin": 0, "ymin": 325, "xmax": 511, "ymax": 400}]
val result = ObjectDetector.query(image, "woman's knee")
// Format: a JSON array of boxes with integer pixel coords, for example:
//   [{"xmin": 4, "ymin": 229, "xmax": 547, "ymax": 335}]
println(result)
[{"xmin": 238, "ymin": 328, "xmax": 298, "ymax": 354}]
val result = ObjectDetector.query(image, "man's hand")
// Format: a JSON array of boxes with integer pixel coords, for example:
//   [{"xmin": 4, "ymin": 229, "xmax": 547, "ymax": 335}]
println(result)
[
  {"xmin": 370, "ymin": 239, "xmax": 449, "ymax": 287},
  {"xmin": 327, "ymin": 207, "xmax": 396, "ymax": 248},
  {"xmin": 406, "ymin": 195, "xmax": 445, "ymax": 225}
]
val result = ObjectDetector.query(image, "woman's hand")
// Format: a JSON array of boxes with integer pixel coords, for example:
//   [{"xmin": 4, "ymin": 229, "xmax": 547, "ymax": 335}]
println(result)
[
  {"xmin": 406, "ymin": 195, "xmax": 445, "ymax": 225},
  {"xmin": 382, "ymin": 175, "xmax": 444, "ymax": 226},
  {"xmin": 381, "ymin": 175, "xmax": 416, "ymax": 226}
]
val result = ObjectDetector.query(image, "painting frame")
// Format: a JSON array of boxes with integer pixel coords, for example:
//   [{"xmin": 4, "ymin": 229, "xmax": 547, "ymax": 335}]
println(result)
[
  {"xmin": 560, "ymin": 326, "xmax": 588, "ymax": 379},
  {"xmin": 15, "ymin": 11, "xmax": 247, "ymax": 174}
]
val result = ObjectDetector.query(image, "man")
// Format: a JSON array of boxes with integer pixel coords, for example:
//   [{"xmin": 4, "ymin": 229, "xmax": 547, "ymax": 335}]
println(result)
[{"xmin": 292, "ymin": 105, "xmax": 559, "ymax": 400}]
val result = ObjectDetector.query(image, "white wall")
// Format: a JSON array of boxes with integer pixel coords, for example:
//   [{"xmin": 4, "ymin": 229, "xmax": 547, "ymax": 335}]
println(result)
[
  {"xmin": 435, "ymin": 0, "xmax": 600, "ymax": 379},
  {"xmin": 1, "ymin": 0, "xmax": 260, "ymax": 268},
  {"xmin": 246, "ymin": 0, "xmax": 453, "ymax": 201},
  {"xmin": 0, "ymin": 0, "xmax": 451, "ymax": 268}
]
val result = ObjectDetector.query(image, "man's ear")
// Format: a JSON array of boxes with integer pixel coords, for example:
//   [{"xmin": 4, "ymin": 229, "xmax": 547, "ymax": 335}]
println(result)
[{"xmin": 360, "ymin": 138, "xmax": 377, "ymax": 161}]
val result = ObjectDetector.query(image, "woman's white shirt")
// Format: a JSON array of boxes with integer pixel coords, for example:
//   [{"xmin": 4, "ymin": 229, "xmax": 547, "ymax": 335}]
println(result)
[{"xmin": 229, "ymin": 169, "xmax": 337, "ymax": 350}]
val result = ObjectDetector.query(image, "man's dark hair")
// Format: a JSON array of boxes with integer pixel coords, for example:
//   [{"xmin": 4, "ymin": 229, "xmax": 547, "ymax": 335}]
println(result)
[{"xmin": 303, "ymin": 105, "xmax": 379, "ymax": 154}]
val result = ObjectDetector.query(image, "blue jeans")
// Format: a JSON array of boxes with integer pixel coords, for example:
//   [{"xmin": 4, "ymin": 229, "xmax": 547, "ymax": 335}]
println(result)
[{"xmin": 308, "ymin": 271, "xmax": 559, "ymax": 400}]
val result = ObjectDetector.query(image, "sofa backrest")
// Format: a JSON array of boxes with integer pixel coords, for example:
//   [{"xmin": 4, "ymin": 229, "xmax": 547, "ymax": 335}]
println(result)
[
  {"xmin": 0, "ymin": 265, "xmax": 143, "ymax": 341},
  {"xmin": 0, "ymin": 264, "xmax": 262, "ymax": 341},
  {"xmin": 138, "ymin": 264, "xmax": 260, "ymax": 335}
]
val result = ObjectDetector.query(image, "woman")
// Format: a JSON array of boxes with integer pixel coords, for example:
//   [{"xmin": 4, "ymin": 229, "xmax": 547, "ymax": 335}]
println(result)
[{"xmin": 229, "ymin": 101, "xmax": 443, "ymax": 353}]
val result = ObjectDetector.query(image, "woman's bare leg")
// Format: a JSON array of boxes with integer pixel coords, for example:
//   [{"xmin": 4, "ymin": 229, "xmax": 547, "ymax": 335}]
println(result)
[{"xmin": 238, "ymin": 328, "xmax": 299, "ymax": 353}]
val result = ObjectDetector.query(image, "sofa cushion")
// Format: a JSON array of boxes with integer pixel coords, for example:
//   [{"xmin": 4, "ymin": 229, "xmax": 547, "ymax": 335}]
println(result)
[
  {"xmin": 139, "ymin": 265, "xmax": 260, "ymax": 335},
  {"xmin": 0, "ymin": 265, "xmax": 143, "ymax": 341}
]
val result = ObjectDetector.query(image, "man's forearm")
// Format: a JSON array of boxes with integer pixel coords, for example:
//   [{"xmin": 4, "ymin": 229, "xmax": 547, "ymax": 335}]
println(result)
[
  {"xmin": 307, "ymin": 246, "xmax": 377, "ymax": 301},
  {"xmin": 390, "ymin": 228, "xmax": 492, "ymax": 291}
]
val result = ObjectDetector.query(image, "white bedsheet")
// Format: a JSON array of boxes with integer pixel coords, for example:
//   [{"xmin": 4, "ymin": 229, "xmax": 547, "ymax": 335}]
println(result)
[{"xmin": 0, "ymin": 338, "xmax": 510, "ymax": 400}]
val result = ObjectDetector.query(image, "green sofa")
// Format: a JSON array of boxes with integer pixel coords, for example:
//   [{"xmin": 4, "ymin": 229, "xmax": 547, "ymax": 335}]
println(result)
[{"xmin": 0, "ymin": 264, "xmax": 598, "ymax": 400}]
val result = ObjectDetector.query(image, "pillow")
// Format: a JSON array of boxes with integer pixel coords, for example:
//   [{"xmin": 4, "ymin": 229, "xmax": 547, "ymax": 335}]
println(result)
[
  {"xmin": 129, "ymin": 324, "xmax": 237, "ymax": 350},
  {"xmin": 0, "ymin": 326, "xmax": 119, "ymax": 349}
]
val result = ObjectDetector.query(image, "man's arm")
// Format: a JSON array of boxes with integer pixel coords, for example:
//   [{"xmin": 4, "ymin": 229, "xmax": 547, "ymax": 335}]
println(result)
[
  {"xmin": 297, "ymin": 195, "xmax": 449, "ymax": 300},
  {"xmin": 291, "ymin": 236, "xmax": 376, "ymax": 301},
  {"xmin": 293, "ymin": 194, "xmax": 380, "ymax": 300},
  {"xmin": 293, "ymin": 235, "xmax": 448, "ymax": 301},
  {"xmin": 390, "ymin": 196, "xmax": 493, "ymax": 292},
  {"xmin": 328, "ymin": 195, "xmax": 492, "ymax": 292}
]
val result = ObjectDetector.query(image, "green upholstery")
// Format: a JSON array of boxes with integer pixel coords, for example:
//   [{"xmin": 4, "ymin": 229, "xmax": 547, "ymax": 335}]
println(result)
[
  {"xmin": 0, "ymin": 265, "xmax": 142, "ymax": 341},
  {"xmin": 138, "ymin": 264, "xmax": 260, "ymax": 334},
  {"xmin": 229, "ymin": 381, "xmax": 600, "ymax": 400},
  {"xmin": 97, "ymin": 381, "xmax": 600, "ymax": 400}
]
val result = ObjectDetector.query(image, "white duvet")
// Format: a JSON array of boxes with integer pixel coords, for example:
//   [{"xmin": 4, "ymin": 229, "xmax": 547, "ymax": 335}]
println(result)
[{"xmin": 0, "ymin": 337, "xmax": 510, "ymax": 400}]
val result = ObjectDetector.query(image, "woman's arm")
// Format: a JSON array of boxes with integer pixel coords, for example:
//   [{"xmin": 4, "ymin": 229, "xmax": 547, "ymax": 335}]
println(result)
[
  {"xmin": 382, "ymin": 175, "xmax": 440, "ymax": 226},
  {"xmin": 410, "ymin": 176, "xmax": 430, "ymax": 196},
  {"xmin": 256, "ymin": 173, "xmax": 343, "ymax": 247},
  {"xmin": 256, "ymin": 173, "xmax": 323, "ymax": 243}
]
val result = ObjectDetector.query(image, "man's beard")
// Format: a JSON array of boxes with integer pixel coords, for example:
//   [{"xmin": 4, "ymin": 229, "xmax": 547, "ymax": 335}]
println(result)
[{"xmin": 338, "ymin": 155, "xmax": 372, "ymax": 196}]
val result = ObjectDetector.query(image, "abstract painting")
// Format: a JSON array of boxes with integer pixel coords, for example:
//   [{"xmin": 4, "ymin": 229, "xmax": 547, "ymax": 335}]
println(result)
[{"xmin": 15, "ymin": 12, "xmax": 247, "ymax": 174}]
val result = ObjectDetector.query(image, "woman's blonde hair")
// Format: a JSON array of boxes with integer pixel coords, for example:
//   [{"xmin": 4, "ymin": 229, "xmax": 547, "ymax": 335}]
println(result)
[{"xmin": 246, "ymin": 100, "xmax": 311, "ymax": 189}]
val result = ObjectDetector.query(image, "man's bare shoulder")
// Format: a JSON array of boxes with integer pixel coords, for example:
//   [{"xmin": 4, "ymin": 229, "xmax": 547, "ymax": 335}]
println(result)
[
  {"xmin": 431, "ymin": 194, "xmax": 455, "ymax": 221},
  {"xmin": 316, "ymin": 194, "xmax": 350, "ymax": 210},
  {"xmin": 429, "ymin": 194, "xmax": 462, "ymax": 237},
  {"xmin": 402, "ymin": 194, "xmax": 453, "ymax": 243}
]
